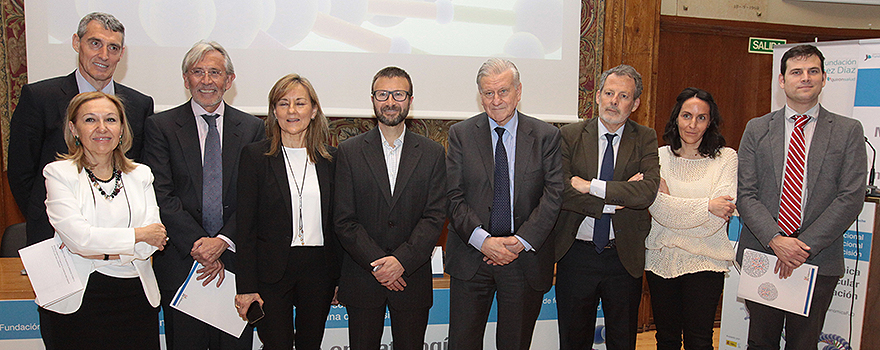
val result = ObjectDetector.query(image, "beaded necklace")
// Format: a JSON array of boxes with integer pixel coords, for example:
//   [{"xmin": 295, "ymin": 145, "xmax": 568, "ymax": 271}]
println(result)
[{"xmin": 85, "ymin": 168, "xmax": 123, "ymax": 200}]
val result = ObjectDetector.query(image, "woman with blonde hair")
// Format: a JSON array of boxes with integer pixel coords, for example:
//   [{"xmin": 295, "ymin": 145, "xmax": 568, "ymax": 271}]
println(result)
[
  {"xmin": 41, "ymin": 91, "xmax": 167, "ymax": 349},
  {"xmin": 235, "ymin": 74, "xmax": 340, "ymax": 349}
]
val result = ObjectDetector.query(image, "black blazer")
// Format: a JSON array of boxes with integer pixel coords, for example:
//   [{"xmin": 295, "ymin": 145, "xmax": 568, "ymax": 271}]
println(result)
[
  {"xmin": 446, "ymin": 112, "xmax": 563, "ymax": 292},
  {"xmin": 334, "ymin": 128, "xmax": 447, "ymax": 309},
  {"xmin": 235, "ymin": 139, "xmax": 341, "ymax": 294},
  {"xmin": 7, "ymin": 72, "xmax": 154, "ymax": 245},
  {"xmin": 142, "ymin": 101, "xmax": 265, "ymax": 289}
]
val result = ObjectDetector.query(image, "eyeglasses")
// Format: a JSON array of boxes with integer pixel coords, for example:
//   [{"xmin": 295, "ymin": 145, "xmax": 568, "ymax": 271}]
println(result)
[
  {"xmin": 189, "ymin": 68, "xmax": 224, "ymax": 79},
  {"xmin": 372, "ymin": 90, "xmax": 411, "ymax": 102}
]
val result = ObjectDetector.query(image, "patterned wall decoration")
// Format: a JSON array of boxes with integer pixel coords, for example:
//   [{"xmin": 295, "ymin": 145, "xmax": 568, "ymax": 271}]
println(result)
[
  {"xmin": 0, "ymin": 0, "xmax": 603, "ymax": 167},
  {"xmin": 581, "ymin": 0, "xmax": 603, "ymax": 121},
  {"xmin": 1, "ymin": 0, "xmax": 26, "ymax": 170}
]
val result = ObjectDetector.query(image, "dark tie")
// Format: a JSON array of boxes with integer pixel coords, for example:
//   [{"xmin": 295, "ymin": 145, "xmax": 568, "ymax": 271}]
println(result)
[
  {"xmin": 593, "ymin": 133, "xmax": 616, "ymax": 252},
  {"xmin": 202, "ymin": 114, "xmax": 223, "ymax": 235},
  {"xmin": 490, "ymin": 127, "xmax": 511, "ymax": 236},
  {"xmin": 779, "ymin": 115, "xmax": 809, "ymax": 237}
]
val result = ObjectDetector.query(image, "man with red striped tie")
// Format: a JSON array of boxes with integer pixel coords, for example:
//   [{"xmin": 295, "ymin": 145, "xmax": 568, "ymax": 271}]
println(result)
[{"xmin": 737, "ymin": 44, "xmax": 867, "ymax": 350}]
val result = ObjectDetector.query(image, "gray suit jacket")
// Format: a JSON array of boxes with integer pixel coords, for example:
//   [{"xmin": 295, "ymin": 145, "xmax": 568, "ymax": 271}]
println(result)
[
  {"xmin": 446, "ymin": 111, "xmax": 563, "ymax": 292},
  {"xmin": 142, "ymin": 101, "xmax": 266, "ymax": 289},
  {"xmin": 552, "ymin": 117, "xmax": 660, "ymax": 278},
  {"xmin": 736, "ymin": 106, "xmax": 866, "ymax": 276}
]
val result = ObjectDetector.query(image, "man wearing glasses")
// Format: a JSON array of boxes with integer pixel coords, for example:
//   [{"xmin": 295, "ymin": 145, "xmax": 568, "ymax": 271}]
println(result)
[
  {"xmin": 142, "ymin": 41, "xmax": 264, "ymax": 350},
  {"xmin": 335, "ymin": 66, "xmax": 447, "ymax": 349}
]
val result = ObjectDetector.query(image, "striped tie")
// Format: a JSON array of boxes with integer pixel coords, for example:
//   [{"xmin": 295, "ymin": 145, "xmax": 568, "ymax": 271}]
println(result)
[{"xmin": 778, "ymin": 115, "xmax": 809, "ymax": 237}]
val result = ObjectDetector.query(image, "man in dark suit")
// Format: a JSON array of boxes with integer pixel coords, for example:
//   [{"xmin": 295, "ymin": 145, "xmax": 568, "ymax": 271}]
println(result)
[
  {"xmin": 446, "ymin": 58, "xmax": 563, "ymax": 349},
  {"xmin": 737, "ymin": 44, "xmax": 866, "ymax": 350},
  {"xmin": 553, "ymin": 64, "xmax": 660, "ymax": 350},
  {"xmin": 142, "ymin": 41, "xmax": 264, "ymax": 350},
  {"xmin": 8, "ymin": 12, "xmax": 154, "ymax": 246},
  {"xmin": 335, "ymin": 66, "xmax": 447, "ymax": 350}
]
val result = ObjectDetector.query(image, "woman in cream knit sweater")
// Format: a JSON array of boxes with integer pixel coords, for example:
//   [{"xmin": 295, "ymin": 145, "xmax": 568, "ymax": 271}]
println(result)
[{"xmin": 646, "ymin": 87, "xmax": 736, "ymax": 350}]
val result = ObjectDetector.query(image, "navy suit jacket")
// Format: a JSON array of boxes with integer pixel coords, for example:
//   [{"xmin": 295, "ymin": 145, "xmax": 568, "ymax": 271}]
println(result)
[
  {"xmin": 142, "ymin": 101, "xmax": 265, "ymax": 289},
  {"xmin": 8, "ymin": 72, "xmax": 154, "ymax": 245}
]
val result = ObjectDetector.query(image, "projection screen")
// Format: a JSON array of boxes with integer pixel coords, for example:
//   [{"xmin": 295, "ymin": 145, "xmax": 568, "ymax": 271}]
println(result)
[{"xmin": 25, "ymin": 0, "xmax": 581, "ymax": 122}]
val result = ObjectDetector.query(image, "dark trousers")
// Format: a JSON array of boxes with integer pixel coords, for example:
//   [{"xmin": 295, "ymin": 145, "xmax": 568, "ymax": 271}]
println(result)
[
  {"xmin": 555, "ymin": 240, "xmax": 642, "ymax": 350},
  {"xmin": 40, "ymin": 272, "xmax": 159, "ymax": 350},
  {"xmin": 161, "ymin": 287, "xmax": 254, "ymax": 350},
  {"xmin": 256, "ymin": 246, "xmax": 335, "ymax": 350},
  {"xmin": 448, "ymin": 258, "xmax": 544, "ymax": 350},
  {"xmin": 346, "ymin": 303, "xmax": 430, "ymax": 350},
  {"xmin": 745, "ymin": 274, "xmax": 838, "ymax": 350},
  {"xmin": 646, "ymin": 270, "xmax": 724, "ymax": 350}
]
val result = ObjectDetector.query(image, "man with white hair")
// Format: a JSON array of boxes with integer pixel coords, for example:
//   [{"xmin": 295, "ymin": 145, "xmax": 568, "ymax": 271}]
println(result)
[
  {"xmin": 143, "ymin": 40, "xmax": 264, "ymax": 350},
  {"xmin": 446, "ymin": 58, "xmax": 563, "ymax": 349}
]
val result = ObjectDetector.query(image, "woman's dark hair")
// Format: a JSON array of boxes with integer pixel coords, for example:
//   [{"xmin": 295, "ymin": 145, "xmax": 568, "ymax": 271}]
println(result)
[{"xmin": 663, "ymin": 87, "xmax": 725, "ymax": 158}]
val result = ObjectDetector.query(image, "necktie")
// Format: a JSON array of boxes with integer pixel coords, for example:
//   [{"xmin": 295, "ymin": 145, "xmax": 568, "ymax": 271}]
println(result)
[
  {"xmin": 490, "ymin": 127, "xmax": 511, "ymax": 236},
  {"xmin": 593, "ymin": 133, "xmax": 616, "ymax": 252},
  {"xmin": 202, "ymin": 114, "xmax": 223, "ymax": 235},
  {"xmin": 778, "ymin": 115, "xmax": 809, "ymax": 237}
]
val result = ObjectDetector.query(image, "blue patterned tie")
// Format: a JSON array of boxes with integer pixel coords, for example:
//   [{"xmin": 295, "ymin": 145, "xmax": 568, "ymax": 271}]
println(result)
[
  {"xmin": 490, "ymin": 127, "xmax": 511, "ymax": 236},
  {"xmin": 593, "ymin": 133, "xmax": 616, "ymax": 252},
  {"xmin": 202, "ymin": 114, "xmax": 223, "ymax": 235}
]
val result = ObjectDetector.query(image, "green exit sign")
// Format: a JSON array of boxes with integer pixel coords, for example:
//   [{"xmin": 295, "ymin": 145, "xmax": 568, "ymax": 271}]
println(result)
[{"xmin": 749, "ymin": 38, "xmax": 786, "ymax": 54}]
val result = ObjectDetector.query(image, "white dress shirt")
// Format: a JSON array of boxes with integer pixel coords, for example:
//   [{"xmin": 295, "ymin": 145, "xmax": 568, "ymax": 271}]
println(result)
[{"xmin": 378, "ymin": 127, "xmax": 405, "ymax": 195}]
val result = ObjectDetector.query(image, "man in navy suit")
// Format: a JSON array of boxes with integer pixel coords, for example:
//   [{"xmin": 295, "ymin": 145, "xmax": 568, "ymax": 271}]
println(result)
[
  {"xmin": 8, "ymin": 12, "xmax": 154, "ymax": 246},
  {"xmin": 737, "ymin": 44, "xmax": 867, "ymax": 350},
  {"xmin": 142, "ymin": 41, "xmax": 264, "ymax": 350},
  {"xmin": 446, "ymin": 58, "xmax": 563, "ymax": 349}
]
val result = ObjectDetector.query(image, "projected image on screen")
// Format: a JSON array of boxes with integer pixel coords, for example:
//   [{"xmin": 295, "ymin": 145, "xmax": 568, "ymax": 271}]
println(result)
[
  {"xmin": 31, "ymin": 0, "xmax": 579, "ymax": 121},
  {"xmin": 47, "ymin": 0, "xmax": 563, "ymax": 60}
]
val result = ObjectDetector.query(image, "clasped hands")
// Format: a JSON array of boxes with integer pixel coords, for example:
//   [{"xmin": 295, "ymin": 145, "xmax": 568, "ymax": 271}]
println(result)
[
  {"xmin": 481, "ymin": 236, "xmax": 525, "ymax": 266},
  {"xmin": 190, "ymin": 236, "xmax": 229, "ymax": 287},
  {"xmin": 770, "ymin": 235, "xmax": 811, "ymax": 279},
  {"xmin": 371, "ymin": 256, "xmax": 407, "ymax": 291}
]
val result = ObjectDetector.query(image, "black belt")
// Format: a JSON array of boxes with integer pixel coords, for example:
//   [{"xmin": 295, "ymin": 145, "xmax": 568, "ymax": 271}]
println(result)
[{"xmin": 578, "ymin": 239, "xmax": 616, "ymax": 249}]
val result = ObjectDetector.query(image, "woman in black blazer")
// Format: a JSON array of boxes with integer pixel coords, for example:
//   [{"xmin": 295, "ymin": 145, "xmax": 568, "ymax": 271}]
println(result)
[{"xmin": 234, "ymin": 74, "xmax": 340, "ymax": 350}]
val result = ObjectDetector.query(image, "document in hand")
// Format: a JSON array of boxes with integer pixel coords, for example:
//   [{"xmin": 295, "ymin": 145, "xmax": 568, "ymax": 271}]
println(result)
[
  {"xmin": 18, "ymin": 238, "xmax": 84, "ymax": 307},
  {"xmin": 170, "ymin": 262, "xmax": 247, "ymax": 337},
  {"xmin": 737, "ymin": 248, "xmax": 819, "ymax": 317}
]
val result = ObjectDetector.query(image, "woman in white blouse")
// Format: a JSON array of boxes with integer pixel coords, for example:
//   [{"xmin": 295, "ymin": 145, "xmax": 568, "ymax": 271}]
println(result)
[
  {"xmin": 41, "ymin": 92, "xmax": 167, "ymax": 349},
  {"xmin": 234, "ymin": 74, "xmax": 340, "ymax": 350},
  {"xmin": 645, "ymin": 87, "xmax": 736, "ymax": 350}
]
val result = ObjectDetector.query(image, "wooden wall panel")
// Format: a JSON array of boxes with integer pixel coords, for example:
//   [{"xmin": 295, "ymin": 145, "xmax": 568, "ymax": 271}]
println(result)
[
  {"xmin": 656, "ymin": 15, "xmax": 880, "ymax": 150},
  {"xmin": 603, "ymin": 0, "xmax": 660, "ymax": 128}
]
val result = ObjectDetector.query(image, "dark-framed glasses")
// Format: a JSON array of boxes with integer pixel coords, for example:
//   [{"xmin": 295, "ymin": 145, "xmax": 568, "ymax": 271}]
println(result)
[{"xmin": 372, "ymin": 90, "xmax": 411, "ymax": 102}]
